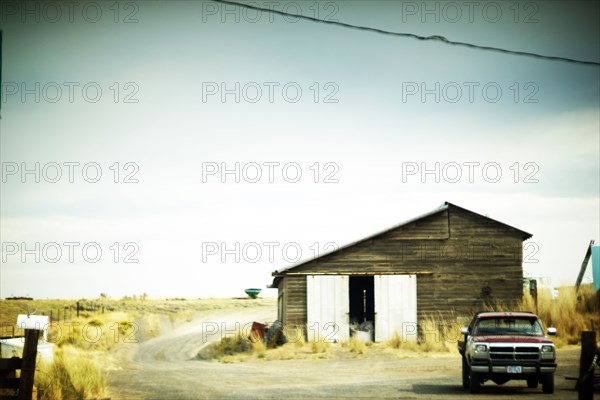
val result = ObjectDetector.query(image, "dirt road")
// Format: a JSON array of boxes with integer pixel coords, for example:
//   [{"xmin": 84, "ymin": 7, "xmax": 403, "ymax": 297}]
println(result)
[{"xmin": 107, "ymin": 306, "xmax": 584, "ymax": 400}]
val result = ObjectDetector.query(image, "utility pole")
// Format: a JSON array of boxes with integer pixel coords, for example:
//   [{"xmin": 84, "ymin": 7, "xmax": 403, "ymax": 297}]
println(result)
[{"xmin": 575, "ymin": 240, "xmax": 595, "ymax": 291}]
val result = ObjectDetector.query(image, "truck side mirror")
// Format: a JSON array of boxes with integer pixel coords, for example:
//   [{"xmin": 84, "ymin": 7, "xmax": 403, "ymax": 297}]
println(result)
[
  {"xmin": 547, "ymin": 327, "xmax": 557, "ymax": 336},
  {"xmin": 461, "ymin": 327, "xmax": 469, "ymax": 335}
]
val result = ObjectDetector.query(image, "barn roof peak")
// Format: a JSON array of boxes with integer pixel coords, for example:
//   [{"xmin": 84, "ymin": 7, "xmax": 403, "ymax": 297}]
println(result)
[{"xmin": 271, "ymin": 201, "xmax": 532, "ymax": 277}]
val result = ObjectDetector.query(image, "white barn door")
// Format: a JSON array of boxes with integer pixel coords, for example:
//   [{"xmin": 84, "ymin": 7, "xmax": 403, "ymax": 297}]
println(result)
[
  {"xmin": 306, "ymin": 275, "xmax": 349, "ymax": 342},
  {"xmin": 374, "ymin": 275, "xmax": 417, "ymax": 342}
]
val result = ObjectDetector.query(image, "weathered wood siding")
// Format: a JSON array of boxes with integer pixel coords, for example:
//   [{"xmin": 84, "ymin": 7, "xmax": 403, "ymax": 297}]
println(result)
[
  {"xmin": 282, "ymin": 275, "xmax": 307, "ymax": 326},
  {"xmin": 287, "ymin": 209, "xmax": 450, "ymax": 275},
  {"xmin": 386, "ymin": 209, "xmax": 450, "ymax": 240},
  {"xmin": 278, "ymin": 204, "xmax": 526, "ymax": 326}
]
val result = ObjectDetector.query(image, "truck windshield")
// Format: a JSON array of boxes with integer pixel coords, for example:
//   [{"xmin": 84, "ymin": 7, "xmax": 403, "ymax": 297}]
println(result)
[{"xmin": 474, "ymin": 317, "xmax": 543, "ymax": 336}]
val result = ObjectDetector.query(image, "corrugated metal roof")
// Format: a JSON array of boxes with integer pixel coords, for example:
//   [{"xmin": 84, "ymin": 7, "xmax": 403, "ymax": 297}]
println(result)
[{"xmin": 271, "ymin": 201, "xmax": 532, "ymax": 278}]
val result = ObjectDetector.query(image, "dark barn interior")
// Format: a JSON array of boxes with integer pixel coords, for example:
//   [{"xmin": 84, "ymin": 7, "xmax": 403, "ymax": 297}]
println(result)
[{"xmin": 349, "ymin": 276, "xmax": 374, "ymax": 326}]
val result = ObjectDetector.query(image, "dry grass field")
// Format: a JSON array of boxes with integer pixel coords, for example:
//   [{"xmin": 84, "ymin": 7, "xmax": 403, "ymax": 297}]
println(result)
[{"xmin": 1, "ymin": 297, "xmax": 275, "ymax": 400}]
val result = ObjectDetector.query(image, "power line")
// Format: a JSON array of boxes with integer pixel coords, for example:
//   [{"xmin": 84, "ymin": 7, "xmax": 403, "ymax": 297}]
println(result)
[{"xmin": 212, "ymin": 0, "xmax": 600, "ymax": 67}]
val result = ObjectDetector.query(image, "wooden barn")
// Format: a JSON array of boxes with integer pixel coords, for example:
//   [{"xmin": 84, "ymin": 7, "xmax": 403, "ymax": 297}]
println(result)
[{"xmin": 270, "ymin": 202, "xmax": 532, "ymax": 342}]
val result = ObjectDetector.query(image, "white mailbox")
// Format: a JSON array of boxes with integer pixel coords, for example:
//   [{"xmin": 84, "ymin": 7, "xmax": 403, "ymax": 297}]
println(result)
[
  {"xmin": 0, "ymin": 314, "xmax": 54, "ymax": 363},
  {"xmin": 17, "ymin": 314, "xmax": 49, "ymax": 342}
]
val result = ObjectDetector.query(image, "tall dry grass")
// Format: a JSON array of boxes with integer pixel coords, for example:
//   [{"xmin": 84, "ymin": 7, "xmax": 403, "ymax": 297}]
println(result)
[
  {"xmin": 35, "ymin": 347, "xmax": 107, "ymax": 400},
  {"xmin": 197, "ymin": 330, "xmax": 336, "ymax": 362},
  {"xmin": 341, "ymin": 336, "xmax": 366, "ymax": 354},
  {"xmin": 48, "ymin": 312, "xmax": 137, "ymax": 351},
  {"xmin": 476, "ymin": 284, "xmax": 598, "ymax": 347},
  {"xmin": 383, "ymin": 285, "xmax": 599, "ymax": 352},
  {"xmin": 419, "ymin": 314, "xmax": 460, "ymax": 352},
  {"xmin": 196, "ymin": 334, "xmax": 252, "ymax": 361},
  {"xmin": 34, "ymin": 312, "xmax": 139, "ymax": 399},
  {"xmin": 514, "ymin": 285, "xmax": 598, "ymax": 346},
  {"xmin": 385, "ymin": 315, "xmax": 457, "ymax": 353}
]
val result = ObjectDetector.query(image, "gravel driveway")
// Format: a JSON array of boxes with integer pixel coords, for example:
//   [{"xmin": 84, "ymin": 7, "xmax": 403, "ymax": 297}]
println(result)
[{"xmin": 107, "ymin": 307, "xmax": 584, "ymax": 400}]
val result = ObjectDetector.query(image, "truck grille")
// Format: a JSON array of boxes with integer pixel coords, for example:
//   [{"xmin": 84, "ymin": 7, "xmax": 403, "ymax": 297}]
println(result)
[{"xmin": 489, "ymin": 346, "xmax": 539, "ymax": 360}]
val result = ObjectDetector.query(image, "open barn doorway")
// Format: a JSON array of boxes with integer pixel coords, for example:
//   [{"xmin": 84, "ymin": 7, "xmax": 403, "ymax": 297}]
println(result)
[{"xmin": 349, "ymin": 276, "xmax": 375, "ymax": 336}]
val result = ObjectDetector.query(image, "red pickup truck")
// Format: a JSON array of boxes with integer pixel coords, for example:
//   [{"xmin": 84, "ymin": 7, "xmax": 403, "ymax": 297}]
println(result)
[{"xmin": 458, "ymin": 311, "xmax": 557, "ymax": 394}]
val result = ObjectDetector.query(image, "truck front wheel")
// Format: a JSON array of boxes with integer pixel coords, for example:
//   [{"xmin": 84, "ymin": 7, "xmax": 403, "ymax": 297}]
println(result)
[
  {"xmin": 469, "ymin": 371, "xmax": 481, "ymax": 394},
  {"xmin": 527, "ymin": 377, "xmax": 538, "ymax": 388},
  {"xmin": 542, "ymin": 373, "xmax": 554, "ymax": 394},
  {"xmin": 462, "ymin": 357, "xmax": 470, "ymax": 389}
]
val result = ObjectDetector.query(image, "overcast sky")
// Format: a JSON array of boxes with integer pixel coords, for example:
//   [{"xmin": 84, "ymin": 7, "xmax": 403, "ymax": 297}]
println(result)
[{"xmin": 1, "ymin": 0, "xmax": 598, "ymax": 299}]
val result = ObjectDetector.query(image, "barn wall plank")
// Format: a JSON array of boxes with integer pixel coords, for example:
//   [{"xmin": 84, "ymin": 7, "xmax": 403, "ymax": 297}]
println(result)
[{"xmin": 283, "ymin": 276, "xmax": 307, "ymax": 326}]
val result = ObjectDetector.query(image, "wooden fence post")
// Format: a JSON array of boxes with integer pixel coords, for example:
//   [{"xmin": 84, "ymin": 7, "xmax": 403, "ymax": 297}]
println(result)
[
  {"xmin": 18, "ymin": 329, "xmax": 39, "ymax": 400},
  {"xmin": 578, "ymin": 331, "xmax": 597, "ymax": 400}
]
